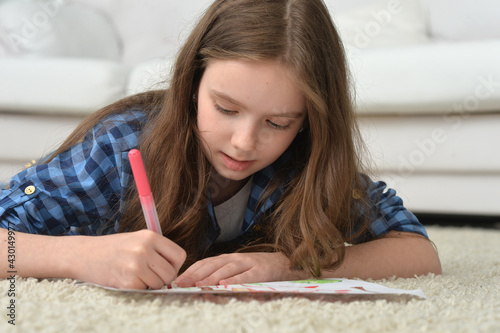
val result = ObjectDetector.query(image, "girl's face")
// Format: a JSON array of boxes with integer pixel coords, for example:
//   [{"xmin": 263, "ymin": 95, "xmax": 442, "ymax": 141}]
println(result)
[{"xmin": 197, "ymin": 59, "xmax": 306, "ymax": 182}]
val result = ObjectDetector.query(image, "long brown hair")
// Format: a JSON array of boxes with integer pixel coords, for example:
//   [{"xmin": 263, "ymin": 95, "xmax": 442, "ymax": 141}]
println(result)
[{"xmin": 47, "ymin": 0, "xmax": 371, "ymax": 276}]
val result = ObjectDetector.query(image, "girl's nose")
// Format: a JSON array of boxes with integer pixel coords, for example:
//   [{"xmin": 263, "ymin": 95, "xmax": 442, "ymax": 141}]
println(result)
[{"xmin": 231, "ymin": 123, "xmax": 259, "ymax": 153}]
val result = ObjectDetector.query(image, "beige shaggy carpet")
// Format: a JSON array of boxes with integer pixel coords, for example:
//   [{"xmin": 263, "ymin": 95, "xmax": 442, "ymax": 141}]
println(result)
[{"xmin": 1, "ymin": 226, "xmax": 499, "ymax": 333}]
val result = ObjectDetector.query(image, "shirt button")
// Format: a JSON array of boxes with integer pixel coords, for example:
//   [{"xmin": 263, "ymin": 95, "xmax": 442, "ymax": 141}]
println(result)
[
  {"xmin": 253, "ymin": 224, "xmax": 261, "ymax": 232},
  {"xmin": 24, "ymin": 159, "xmax": 37, "ymax": 169},
  {"xmin": 24, "ymin": 185, "xmax": 36, "ymax": 195}
]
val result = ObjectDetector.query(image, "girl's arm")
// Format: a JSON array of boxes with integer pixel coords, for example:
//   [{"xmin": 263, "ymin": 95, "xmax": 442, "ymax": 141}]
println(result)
[
  {"xmin": 321, "ymin": 230, "xmax": 441, "ymax": 280},
  {"xmin": 174, "ymin": 231, "xmax": 441, "ymax": 287},
  {"xmin": 0, "ymin": 228, "xmax": 186, "ymax": 289}
]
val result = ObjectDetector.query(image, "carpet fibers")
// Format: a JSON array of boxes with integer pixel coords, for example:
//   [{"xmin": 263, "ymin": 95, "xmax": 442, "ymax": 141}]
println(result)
[{"xmin": 1, "ymin": 226, "xmax": 499, "ymax": 333}]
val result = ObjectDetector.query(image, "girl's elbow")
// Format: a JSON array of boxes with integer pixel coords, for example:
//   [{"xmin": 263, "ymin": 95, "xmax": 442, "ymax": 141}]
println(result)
[
  {"xmin": 427, "ymin": 251, "xmax": 443, "ymax": 275},
  {"xmin": 419, "ymin": 239, "xmax": 442, "ymax": 276}
]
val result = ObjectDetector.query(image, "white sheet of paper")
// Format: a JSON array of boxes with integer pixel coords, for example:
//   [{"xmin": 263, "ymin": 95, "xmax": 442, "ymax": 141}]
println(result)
[{"xmin": 80, "ymin": 278, "xmax": 426, "ymax": 299}]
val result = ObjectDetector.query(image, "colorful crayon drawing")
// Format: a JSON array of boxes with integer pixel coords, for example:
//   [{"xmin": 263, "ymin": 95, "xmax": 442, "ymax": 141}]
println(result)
[{"xmin": 82, "ymin": 278, "xmax": 426, "ymax": 299}]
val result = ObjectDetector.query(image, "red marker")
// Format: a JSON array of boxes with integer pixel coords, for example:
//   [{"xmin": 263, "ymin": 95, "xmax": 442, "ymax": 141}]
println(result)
[{"xmin": 128, "ymin": 149, "xmax": 162, "ymax": 234}]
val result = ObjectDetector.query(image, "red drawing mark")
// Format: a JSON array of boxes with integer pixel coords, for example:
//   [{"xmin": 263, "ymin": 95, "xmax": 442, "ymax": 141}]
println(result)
[{"xmin": 334, "ymin": 290, "xmax": 351, "ymax": 294}]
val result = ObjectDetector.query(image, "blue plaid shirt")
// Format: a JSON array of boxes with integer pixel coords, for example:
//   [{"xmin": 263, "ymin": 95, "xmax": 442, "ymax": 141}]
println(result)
[{"xmin": 0, "ymin": 109, "xmax": 427, "ymax": 243}]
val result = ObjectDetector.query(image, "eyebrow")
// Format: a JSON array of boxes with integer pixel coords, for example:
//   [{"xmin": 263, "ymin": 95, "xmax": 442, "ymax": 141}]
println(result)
[{"xmin": 211, "ymin": 90, "xmax": 305, "ymax": 118}]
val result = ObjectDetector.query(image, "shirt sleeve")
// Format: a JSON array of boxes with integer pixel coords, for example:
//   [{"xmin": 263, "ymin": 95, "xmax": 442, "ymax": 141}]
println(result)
[
  {"xmin": 0, "ymin": 112, "xmax": 143, "ymax": 236},
  {"xmin": 362, "ymin": 177, "xmax": 428, "ymax": 240}
]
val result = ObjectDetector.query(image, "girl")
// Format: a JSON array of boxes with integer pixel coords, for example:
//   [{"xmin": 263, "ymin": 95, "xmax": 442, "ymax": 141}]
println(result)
[{"xmin": 0, "ymin": 0, "xmax": 441, "ymax": 290}]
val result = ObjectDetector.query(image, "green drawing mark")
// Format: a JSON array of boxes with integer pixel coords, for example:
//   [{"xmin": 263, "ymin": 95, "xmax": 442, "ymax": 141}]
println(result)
[
  {"xmin": 244, "ymin": 283, "xmax": 266, "ymax": 287},
  {"xmin": 291, "ymin": 279, "xmax": 342, "ymax": 284}
]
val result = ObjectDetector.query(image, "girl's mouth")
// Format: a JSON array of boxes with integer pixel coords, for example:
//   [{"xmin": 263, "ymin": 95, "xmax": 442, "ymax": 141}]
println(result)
[{"xmin": 220, "ymin": 152, "xmax": 255, "ymax": 171}]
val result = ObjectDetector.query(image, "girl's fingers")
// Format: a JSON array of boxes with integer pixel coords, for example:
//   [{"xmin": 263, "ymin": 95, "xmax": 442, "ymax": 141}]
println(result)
[
  {"xmin": 110, "ymin": 255, "xmax": 169, "ymax": 290},
  {"xmin": 117, "ymin": 232, "xmax": 185, "ymax": 289},
  {"xmin": 147, "ymin": 252, "xmax": 179, "ymax": 288},
  {"xmin": 194, "ymin": 260, "xmax": 251, "ymax": 286},
  {"xmin": 154, "ymin": 236, "xmax": 187, "ymax": 273},
  {"xmin": 176, "ymin": 255, "xmax": 245, "ymax": 287},
  {"xmin": 134, "ymin": 230, "xmax": 187, "ymax": 289},
  {"xmin": 175, "ymin": 259, "xmax": 222, "ymax": 287},
  {"xmin": 175, "ymin": 252, "xmax": 293, "ymax": 288},
  {"xmin": 139, "ymin": 268, "xmax": 168, "ymax": 290},
  {"xmin": 219, "ymin": 269, "xmax": 258, "ymax": 286}
]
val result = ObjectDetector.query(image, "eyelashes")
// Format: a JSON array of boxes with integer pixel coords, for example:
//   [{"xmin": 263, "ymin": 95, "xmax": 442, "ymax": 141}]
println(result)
[
  {"xmin": 214, "ymin": 104, "xmax": 290, "ymax": 130},
  {"xmin": 215, "ymin": 104, "xmax": 234, "ymax": 115}
]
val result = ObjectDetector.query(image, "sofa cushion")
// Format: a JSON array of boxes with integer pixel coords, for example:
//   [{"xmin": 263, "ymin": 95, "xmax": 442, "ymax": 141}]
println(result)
[
  {"xmin": 71, "ymin": 0, "xmax": 208, "ymax": 66},
  {"xmin": 425, "ymin": 0, "xmax": 500, "ymax": 41},
  {"xmin": 0, "ymin": 0, "xmax": 121, "ymax": 60},
  {"xmin": 126, "ymin": 57, "xmax": 172, "ymax": 96},
  {"xmin": 350, "ymin": 40, "xmax": 500, "ymax": 114},
  {"xmin": 333, "ymin": 0, "xmax": 428, "ymax": 50},
  {"xmin": 0, "ymin": 58, "xmax": 128, "ymax": 115}
]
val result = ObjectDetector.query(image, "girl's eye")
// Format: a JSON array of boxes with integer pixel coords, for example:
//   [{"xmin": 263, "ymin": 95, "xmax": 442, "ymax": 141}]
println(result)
[
  {"xmin": 215, "ymin": 104, "xmax": 234, "ymax": 115},
  {"xmin": 216, "ymin": 103, "xmax": 290, "ymax": 130},
  {"xmin": 267, "ymin": 121, "xmax": 290, "ymax": 131}
]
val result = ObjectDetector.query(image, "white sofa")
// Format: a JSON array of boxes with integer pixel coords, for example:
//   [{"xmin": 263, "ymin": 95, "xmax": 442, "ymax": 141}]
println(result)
[{"xmin": 1, "ymin": 0, "xmax": 499, "ymax": 216}]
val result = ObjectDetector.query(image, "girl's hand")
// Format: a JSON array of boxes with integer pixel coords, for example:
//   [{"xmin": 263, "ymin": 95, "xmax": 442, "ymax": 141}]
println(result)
[
  {"xmin": 70, "ymin": 230, "xmax": 186, "ymax": 290},
  {"xmin": 174, "ymin": 252, "xmax": 308, "ymax": 287}
]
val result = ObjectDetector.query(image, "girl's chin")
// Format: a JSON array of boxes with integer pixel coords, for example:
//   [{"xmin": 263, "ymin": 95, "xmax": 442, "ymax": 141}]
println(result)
[
  {"xmin": 210, "ymin": 165, "xmax": 237, "ymax": 177},
  {"xmin": 213, "ymin": 169, "xmax": 251, "ymax": 182}
]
